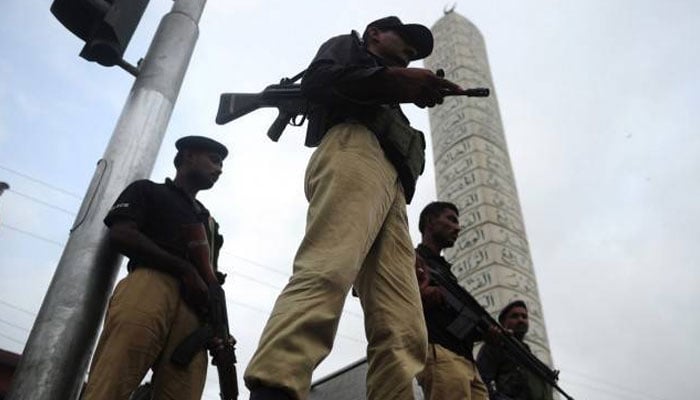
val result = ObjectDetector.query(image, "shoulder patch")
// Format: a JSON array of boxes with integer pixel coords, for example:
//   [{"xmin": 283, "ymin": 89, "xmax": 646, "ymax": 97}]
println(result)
[{"xmin": 110, "ymin": 202, "xmax": 130, "ymax": 211}]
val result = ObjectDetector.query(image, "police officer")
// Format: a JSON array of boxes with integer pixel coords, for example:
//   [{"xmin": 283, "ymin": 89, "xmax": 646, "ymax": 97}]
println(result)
[
  {"xmin": 244, "ymin": 16, "xmax": 463, "ymax": 400},
  {"xmin": 83, "ymin": 136, "xmax": 228, "ymax": 400},
  {"xmin": 477, "ymin": 301, "xmax": 554, "ymax": 400},
  {"xmin": 415, "ymin": 201, "xmax": 489, "ymax": 400}
]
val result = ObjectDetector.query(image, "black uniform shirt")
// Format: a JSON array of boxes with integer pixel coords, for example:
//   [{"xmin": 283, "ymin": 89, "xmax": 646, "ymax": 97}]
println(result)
[
  {"xmin": 477, "ymin": 340, "xmax": 554, "ymax": 400},
  {"xmin": 301, "ymin": 31, "xmax": 408, "ymax": 147},
  {"xmin": 104, "ymin": 179, "xmax": 223, "ymax": 271},
  {"xmin": 417, "ymin": 243, "xmax": 483, "ymax": 360}
]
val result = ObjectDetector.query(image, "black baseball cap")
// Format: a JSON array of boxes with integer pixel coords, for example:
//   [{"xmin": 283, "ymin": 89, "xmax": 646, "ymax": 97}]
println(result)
[
  {"xmin": 364, "ymin": 16, "xmax": 434, "ymax": 60},
  {"xmin": 175, "ymin": 136, "xmax": 228, "ymax": 160}
]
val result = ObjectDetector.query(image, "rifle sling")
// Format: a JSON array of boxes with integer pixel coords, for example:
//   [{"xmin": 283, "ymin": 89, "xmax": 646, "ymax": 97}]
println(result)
[{"xmin": 171, "ymin": 325, "xmax": 213, "ymax": 366}]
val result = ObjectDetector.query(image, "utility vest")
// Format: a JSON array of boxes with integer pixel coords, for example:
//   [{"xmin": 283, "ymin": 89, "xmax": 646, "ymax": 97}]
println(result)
[
  {"xmin": 363, "ymin": 105, "xmax": 426, "ymax": 203},
  {"xmin": 302, "ymin": 32, "xmax": 426, "ymax": 203}
]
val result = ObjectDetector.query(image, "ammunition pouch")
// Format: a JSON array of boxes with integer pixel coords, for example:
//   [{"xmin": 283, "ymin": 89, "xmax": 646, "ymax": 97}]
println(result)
[{"xmin": 364, "ymin": 106, "xmax": 425, "ymax": 203}]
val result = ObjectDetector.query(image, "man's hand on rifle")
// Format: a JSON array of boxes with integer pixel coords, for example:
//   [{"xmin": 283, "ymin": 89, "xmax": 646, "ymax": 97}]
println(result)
[
  {"xmin": 181, "ymin": 266, "xmax": 209, "ymax": 311},
  {"xmin": 215, "ymin": 271, "xmax": 227, "ymax": 285},
  {"xmin": 484, "ymin": 324, "xmax": 504, "ymax": 346},
  {"xmin": 207, "ymin": 335, "xmax": 235, "ymax": 365},
  {"xmin": 384, "ymin": 67, "xmax": 463, "ymax": 108},
  {"xmin": 416, "ymin": 254, "xmax": 445, "ymax": 308}
]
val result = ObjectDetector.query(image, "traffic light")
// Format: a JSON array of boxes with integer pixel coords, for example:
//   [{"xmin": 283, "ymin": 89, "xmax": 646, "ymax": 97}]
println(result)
[{"xmin": 51, "ymin": 0, "xmax": 149, "ymax": 67}]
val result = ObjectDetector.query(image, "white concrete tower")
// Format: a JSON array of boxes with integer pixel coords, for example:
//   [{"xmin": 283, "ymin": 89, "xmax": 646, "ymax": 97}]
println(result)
[{"xmin": 424, "ymin": 9, "xmax": 554, "ymax": 365}]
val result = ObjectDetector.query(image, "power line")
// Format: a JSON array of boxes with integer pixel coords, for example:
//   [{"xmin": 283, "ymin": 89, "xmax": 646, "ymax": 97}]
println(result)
[
  {"xmin": 0, "ymin": 222, "xmax": 65, "ymax": 247},
  {"xmin": 225, "ymin": 252, "xmax": 364, "ymax": 320},
  {"xmin": 0, "ymin": 176, "xmax": 359, "ymax": 320},
  {"xmin": 562, "ymin": 378, "xmax": 637, "ymax": 400},
  {"xmin": 231, "ymin": 269, "xmax": 363, "ymax": 321},
  {"xmin": 563, "ymin": 369, "xmax": 667, "ymax": 400},
  {"xmin": 0, "ymin": 221, "xmax": 357, "ymax": 320},
  {"xmin": 229, "ymin": 299, "xmax": 364, "ymax": 345},
  {"xmin": 1, "ymin": 222, "xmax": 366, "ymax": 327},
  {"xmin": 7, "ymin": 189, "xmax": 77, "ymax": 216},
  {"xmin": 0, "ymin": 164, "xmax": 81, "ymax": 199},
  {"xmin": 223, "ymin": 251, "xmax": 290, "ymax": 279},
  {"xmin": 230, "ymin": 299, "xmax": 271, "ymax": 315},
  {"xmin": 232, "ymin": 269, "xmax": 286, "ymax": 292}
]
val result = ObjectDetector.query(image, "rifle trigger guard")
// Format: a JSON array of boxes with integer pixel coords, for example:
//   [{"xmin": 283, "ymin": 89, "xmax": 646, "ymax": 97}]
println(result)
[{"xmin": 291, "ymin": 114, "xmax": 307, "ymax": 127}]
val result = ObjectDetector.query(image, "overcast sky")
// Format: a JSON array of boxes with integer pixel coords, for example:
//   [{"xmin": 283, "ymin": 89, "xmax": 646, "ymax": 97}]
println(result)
[{"xmin": 1, "ymin": 1, "xmax": 699, "ymax": 399}]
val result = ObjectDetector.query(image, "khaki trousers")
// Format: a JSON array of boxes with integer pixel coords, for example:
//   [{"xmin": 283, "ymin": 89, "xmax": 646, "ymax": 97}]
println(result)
[
  {"xmin": 83, "ymin": 268, "xmax": 207, "ymax": 400},
  {"xmin": 244, "ymin": 123, "xmax": 427, "ymax": 399},
  {"xmin": 417, "ymin": 344, "xmax": 488, "ymax": 400}
]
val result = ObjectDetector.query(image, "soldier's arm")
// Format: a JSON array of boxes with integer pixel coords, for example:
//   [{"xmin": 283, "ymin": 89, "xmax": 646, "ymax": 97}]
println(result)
[
  {"xmin": 476, "ymin": 343, "xmax": 501, "ymax": 395},
  {"xmin": 108, "ymin": 220, "xmax": 195, "ymax": 278},
  {"xmin": 415, "ymin": 253, "xmax": 445, "ymax": 308},
  {"xmin": 104, "ymin": 181, "xmax": 208, "ymax": 305}
]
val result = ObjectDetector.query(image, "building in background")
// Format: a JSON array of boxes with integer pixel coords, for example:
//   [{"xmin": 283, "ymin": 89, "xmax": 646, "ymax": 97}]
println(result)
[
  {"xmin": 423, "ymin": 9, "xmax": 554, "ymax": 364},
  {"xmin": 309, "ymin": 359, "xmax": 424, "ymax": 400}
]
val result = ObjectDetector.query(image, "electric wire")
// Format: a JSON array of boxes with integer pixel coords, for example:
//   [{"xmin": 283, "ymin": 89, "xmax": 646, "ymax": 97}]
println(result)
[
  {"xmin": 0, "ymin": 177, "xmax": 369, "ymax": 327},
  {"xmin": 223, "ymin": 251, "xmax": 289, "ymax": 279},
  {"xmin": 0, "ymin": 164, "xmax": 82, "ymax": 199},
  {"xmin": 0, "ymin": 177, "xmax": 365, "ymax": 345},
  {"xmin": 561, "ymin": 378, "xmax": 647, "ymax": 400},
  {"xmin": 562, "ymin": 369, "xmax": 668, "ymax": 400},
  {"xmin": 0, "ymin": 221, "xmax": 365, "ymax": 322},
  {"xmin": 229, "ymin": 299, "xmax": 364, "ymax": 345},
  {"xmin": 0, "ymin": 222, "xmax": 66, "ymax": 247},
  {"xmin": 230, "ymin": 269, "xmax": 285, "ymax": 292},
  {"xmin": 6, "ymin": 189, "xmax": 77, "ymax": 216},
  {"xmin": 225, "ymin": 252, "xmax": 364, "ymax": 320}
]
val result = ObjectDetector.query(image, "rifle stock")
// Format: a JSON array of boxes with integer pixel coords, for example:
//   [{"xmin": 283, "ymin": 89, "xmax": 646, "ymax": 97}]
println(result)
[
  {"xmin": 427, "ymin": 266, "xmax": 574, "ymax": 400},
  {"xmin": 215, "ymin": 83, "xmax": 308, "ymax": 142},
  {"xmin": 216, "ymin": 93, "xmax": 264, "ymax": 125}
]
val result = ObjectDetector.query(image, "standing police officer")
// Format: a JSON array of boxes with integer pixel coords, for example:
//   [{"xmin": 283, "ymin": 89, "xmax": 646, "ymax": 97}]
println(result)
[
  {"xmin": 244, "ymin": 16, "xmax": 463, "ymax": 400},
  {"xmin": 415, "ymin": 201, "xmax": 489, "ymax": 400},
  {"xmin": 83, "ymin": 136, "xmax": 228, "ymax": 400},
  {"xmin": 477, "ymin": 301, "xmax": 554, "ymax": 400}
]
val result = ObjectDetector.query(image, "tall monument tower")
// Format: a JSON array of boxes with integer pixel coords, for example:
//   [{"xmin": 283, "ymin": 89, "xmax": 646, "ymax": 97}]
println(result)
[{"xmin": 424, "ymin": 10, "xmax": 554, "ymax": 364}]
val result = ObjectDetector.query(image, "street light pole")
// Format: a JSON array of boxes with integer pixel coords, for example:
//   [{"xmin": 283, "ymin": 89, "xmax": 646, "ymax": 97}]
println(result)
[{"xmin": 7, "ymin": 1, "xmax": 207, "ymax": 399}]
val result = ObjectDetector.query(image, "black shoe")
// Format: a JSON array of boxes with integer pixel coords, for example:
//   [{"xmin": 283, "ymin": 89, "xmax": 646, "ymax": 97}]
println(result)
[{"xmin": 249, "ymin": 386, "xmax": 293, "ymax": 400}]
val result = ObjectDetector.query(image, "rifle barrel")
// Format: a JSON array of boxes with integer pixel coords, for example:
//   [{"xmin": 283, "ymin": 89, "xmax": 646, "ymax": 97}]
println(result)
[
  {"xmin": 443, "ymin": 88, "xmax": 490, "ymax": 97},
  {"xmin": 428, "ymin": 267, "xmax": 575, "ymax": 400}
]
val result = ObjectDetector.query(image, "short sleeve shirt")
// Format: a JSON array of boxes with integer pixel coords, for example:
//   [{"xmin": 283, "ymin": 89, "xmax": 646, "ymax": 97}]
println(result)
[{"xmin": 104, "ymin": 179, "xmax": 223, "ymax": 271}]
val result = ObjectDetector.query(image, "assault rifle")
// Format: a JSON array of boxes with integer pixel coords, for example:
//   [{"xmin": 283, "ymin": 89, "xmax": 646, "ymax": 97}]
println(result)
[
  {"xmin": 426, "ymin": 264, "xmax": 574, "ymax": 400},
  {"xmin": 215, "ymin": 70, "xmax": 490, "ymax": 142},
  {"xmin": 171, "ymin": 224, "xmax": 238, "ymax": 400}
]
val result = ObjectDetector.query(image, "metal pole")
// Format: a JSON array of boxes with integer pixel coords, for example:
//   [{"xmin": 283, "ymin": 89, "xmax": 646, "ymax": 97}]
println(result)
[{"xmin": 7, "ymin": 1, "xmax": 207, "ymax": 399}]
